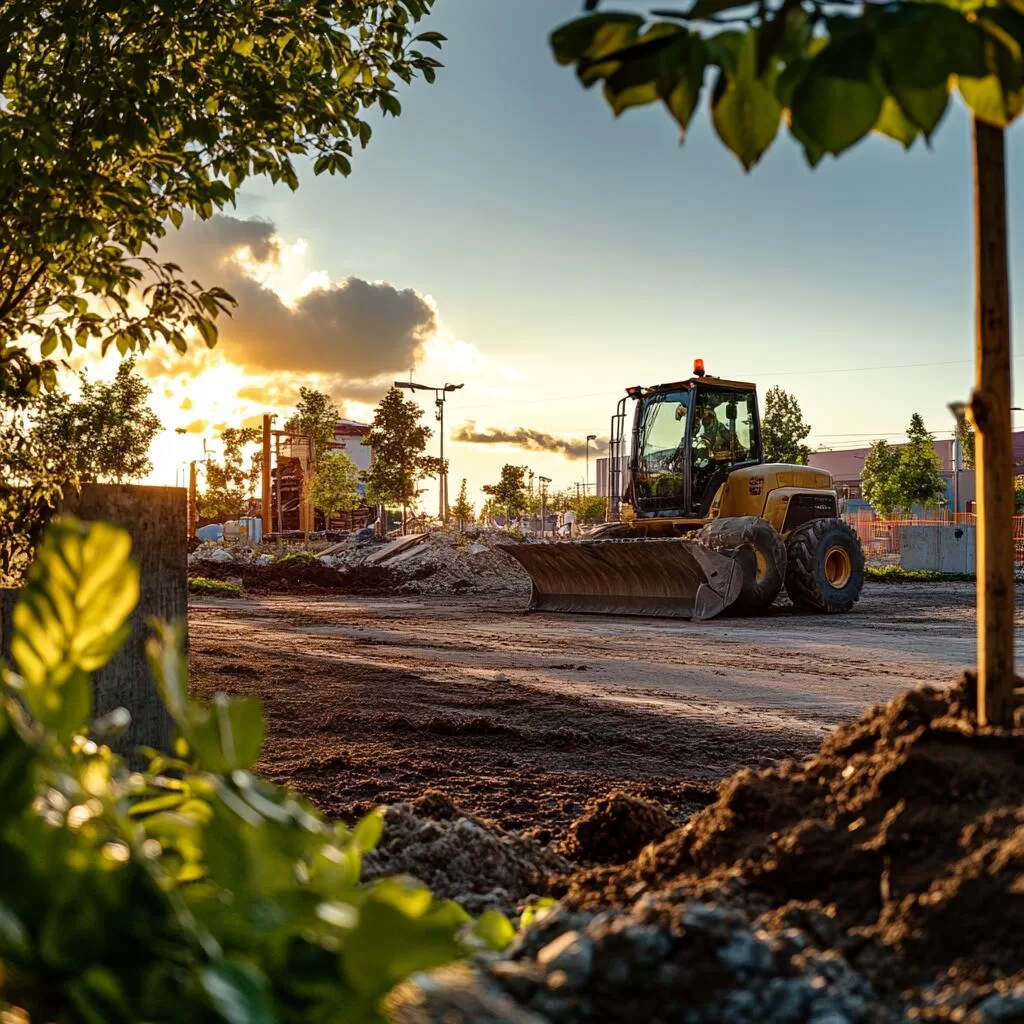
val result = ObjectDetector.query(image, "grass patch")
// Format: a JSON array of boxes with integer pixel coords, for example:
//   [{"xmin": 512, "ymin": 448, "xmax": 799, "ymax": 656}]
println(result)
[
  {"xmin": 866, "ymin": 566, "xmax": 975, "ymax": 584},
  {"xmin": 189, "ymin": 577, "xmax": 243, "ymax": 598}
]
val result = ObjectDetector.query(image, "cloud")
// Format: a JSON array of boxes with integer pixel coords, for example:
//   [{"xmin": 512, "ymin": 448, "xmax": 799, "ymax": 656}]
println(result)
[
  {"xmin": 153, "ymin": 215, "xmax": 437, "ymax": 379},
  {"xmin": 453, "ymin": 421, "xmax": 609, "ymax": 460}
]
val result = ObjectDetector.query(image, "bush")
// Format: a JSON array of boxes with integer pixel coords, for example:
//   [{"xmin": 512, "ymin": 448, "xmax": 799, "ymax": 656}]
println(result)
[
  {"xmin": 188, "ymin": 577, "xmax": 243, "ymax": 598},
  {"xmin": 0, "ymin": 518, "xmax": 507, "ymax": 1023}
]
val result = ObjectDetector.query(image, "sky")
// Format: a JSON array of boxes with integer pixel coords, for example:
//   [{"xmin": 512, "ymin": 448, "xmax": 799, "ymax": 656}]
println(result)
[{"xmin": 73, "ymin": 0, "xmax": 1024, "ymax": 509}]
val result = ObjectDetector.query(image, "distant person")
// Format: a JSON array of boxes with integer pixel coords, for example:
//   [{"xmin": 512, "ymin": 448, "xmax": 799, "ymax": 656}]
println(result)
[{"xmin": 562, "ymin": 509, "xmax": 576, "ymax": 537}]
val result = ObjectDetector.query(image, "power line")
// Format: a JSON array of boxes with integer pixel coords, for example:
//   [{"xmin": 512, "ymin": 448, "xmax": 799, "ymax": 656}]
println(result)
[{"xmin": 455, "ymin": 354, "xmax": 1024, "ymax": 414}]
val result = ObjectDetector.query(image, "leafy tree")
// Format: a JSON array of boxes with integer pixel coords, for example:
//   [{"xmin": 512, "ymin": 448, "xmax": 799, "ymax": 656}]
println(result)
[
  {"xmin": 762, "ymin": 386, "xmax": 812, "ymax": 465},
  {"xmin": 482, "ymin": 465, "xmax": 530, "ymax": 522},
  {"xmin": 0, "ymin": 518, "xmax": 506, "ymax": 1024},
  {"xmin": 1014, "ymin": 476, "xmax": 1024, "ymax": 514},
  {"xmin": 0, "ymin": 0, "xmax": 444, "ymax": 404},
  {"xmin": 958, "ymin": 421, "xmax": 977, "ymax": 471},
  {"xmin": 364, "ymin": 387, "xmax": 442, "ymax": 528},
  {"xmin": 861, "ymin": 440, "xmax": 904, "ymax": 519},
  {"xmin": 198, "ymin": 427, "xmax": 261, "ymax": 522},
  {"xmin": 451, "ymin": 478, "xmax": 476, "ymax": 528},
  {"xmin": 572, "ymin": 494, "xmax": 608, "ymax": 526},
  {"xmin": 861, "ymin": 416, "xmax": 946, "ymax": 516},
  {"xmin": 899, "ymin": 413, "xmax": 946, "ymax": 512},
  {"xmin": 285, "ymin": 388, "xmax": 341, "ymax": 471},
  {"xmin": 311, "ymin": 452, "xmax": 362, "ymax": 523},
  {"xmin": 27, "ymin": 358, "xmax": 162, "ymax": 483}
]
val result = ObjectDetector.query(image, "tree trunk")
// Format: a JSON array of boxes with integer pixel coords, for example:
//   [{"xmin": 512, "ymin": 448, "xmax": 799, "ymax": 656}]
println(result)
[{"xmin": 971, "ymin": 117, "xmax": 1015, "ymax": 727}]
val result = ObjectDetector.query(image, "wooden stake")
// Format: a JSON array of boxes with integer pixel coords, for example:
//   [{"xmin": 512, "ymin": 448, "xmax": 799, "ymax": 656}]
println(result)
[{"xmin": 971, "ymin": 117, "xmax": 1015, "ymax": 727}]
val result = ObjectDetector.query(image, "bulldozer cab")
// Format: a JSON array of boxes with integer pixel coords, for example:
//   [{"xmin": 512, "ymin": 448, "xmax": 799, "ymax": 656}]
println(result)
[{"xmin": 631, "ymin": 380, "xmax": 761, "ymax": 519}]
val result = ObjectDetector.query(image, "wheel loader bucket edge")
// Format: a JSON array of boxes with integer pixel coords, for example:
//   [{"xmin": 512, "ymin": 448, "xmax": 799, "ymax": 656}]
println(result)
[{"xmin": 497, "ymin": 538, "xmax": 744, "ymax": 620}]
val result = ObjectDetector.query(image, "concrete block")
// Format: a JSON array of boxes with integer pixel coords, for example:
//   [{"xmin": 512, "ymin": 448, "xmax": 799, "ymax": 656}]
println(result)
[{"xmin": 898, "ymin": 524, "xmax": 976, "ymax": 573}]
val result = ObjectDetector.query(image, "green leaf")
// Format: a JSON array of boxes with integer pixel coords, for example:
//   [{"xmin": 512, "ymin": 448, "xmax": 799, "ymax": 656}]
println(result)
[
  {"xmin": 550, "ymin": 14, "xmax": 644, "ymax": 66},
  {"xmin": 195, "ymin": 316, "xmax": 218, "ymax": 348},
  {"xmin": 874, "ymin": 95, "xmax": 919, "ymax": 147},
  {"xmin": 201, "ymin": 961, "xmax": 279, "ymax": 1024},
  {"xmin": 889, "ymin": 83, "xmax": 950, "ymax": 138},
  {"xmin": 689, "ymin": 0, "xmax": 750, "ymax": 19},
  {"xmin": 351, "ymin": 808, "xmax": 384, "ymax": 854},
  {"xmin": 343, "ymin": 880, "xmax": 469, "ymax": 997},
  {"xmin": 232, "ymin": 38, "xmax": 255, "ymax": 57},
  {"xmin": 711, "ymin": 65, "xmax": 782, "ymax": 170},
  {"xmin": 791, "ymin": 64, "xmax": 884, "ymax": 155},
  {"xmin": 470, "ymin": 910, "xmax": 515, "ymax": 951},
  {"xmin": 11, "ymin": 519, "xmax": 138, "ymax": 738},
  {"xmin": 958, "ymin": 74, "xmax": 1024, "ymax": 127},
  {"xmin": 67, "ymin": 966, "xmax": 133, "ymax": 1024}
]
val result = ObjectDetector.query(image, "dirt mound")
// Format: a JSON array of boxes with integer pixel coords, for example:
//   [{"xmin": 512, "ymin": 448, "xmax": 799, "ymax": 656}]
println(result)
[
  {"xmin": 361, "ymin": 790, "xmax": 573, "ymax": 917},
  {"xmin": 551, "ymin": 676, "xmax": 1024, "ymax": 1015},
  {"xmin": 188, "ymin": 559, "xmax": 402, "ymax": 594},
  {"xmin": 561, "ymin": 792, "xmax": 676, "ymax": 865}
]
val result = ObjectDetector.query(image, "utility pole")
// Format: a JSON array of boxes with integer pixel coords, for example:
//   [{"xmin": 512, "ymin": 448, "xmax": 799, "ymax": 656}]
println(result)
[
  {"xmin": 395, "ymin": 380, "xmax": 464, "ymax": 526},
  {"xmin": 539, "ymin": 476, "xmax": 551, "ymax": 540},
  {"xmin": 971, "ymin": 118, "xmax": 1014, "ymax": 727},
  {"xmin": 586, "ymin": 434, "xmax": 597, "ymax": 494}
]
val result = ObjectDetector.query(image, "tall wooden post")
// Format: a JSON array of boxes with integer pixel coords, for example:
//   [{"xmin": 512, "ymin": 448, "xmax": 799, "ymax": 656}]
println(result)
[
  {"xmin": 971, "ymin": 118, "xmax": 1015, "ymax": 727},
  {"xmin": 187, "ymin": 461, "xmax": 197, "ymax": 538},
  {"xmin": 261, "ymin": 414, "xmax": 272, "ymax": 535}
]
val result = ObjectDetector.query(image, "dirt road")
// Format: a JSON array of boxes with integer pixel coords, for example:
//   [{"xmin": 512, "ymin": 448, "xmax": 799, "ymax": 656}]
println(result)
[{"xmin": 189, "ymin": 582, "xmax": 1004, "ymax": 838}]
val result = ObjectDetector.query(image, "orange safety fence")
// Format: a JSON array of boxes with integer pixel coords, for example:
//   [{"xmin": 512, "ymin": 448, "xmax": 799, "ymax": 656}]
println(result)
[{"xmin": 844, "ymin": 511, "xmax": 1024, "ymax": 565}]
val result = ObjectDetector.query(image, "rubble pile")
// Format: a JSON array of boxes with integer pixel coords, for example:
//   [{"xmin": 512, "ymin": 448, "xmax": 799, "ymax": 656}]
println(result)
[
  {"xmin": 187, "ymin": 528, "xmax": 531, "ymax": 596},
  {"xmin": 362, "ymin": 790, "xmax": 571, "ymax": 917},
  {"xmin": 395, "ymin": 679, "xmax": 1024, "ymax": 1023}
]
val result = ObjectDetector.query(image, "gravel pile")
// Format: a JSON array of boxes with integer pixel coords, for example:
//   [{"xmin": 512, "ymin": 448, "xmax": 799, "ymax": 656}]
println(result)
[{"xmin": 362, "ymin": 790, "xmax": 571, "ymax": 917}]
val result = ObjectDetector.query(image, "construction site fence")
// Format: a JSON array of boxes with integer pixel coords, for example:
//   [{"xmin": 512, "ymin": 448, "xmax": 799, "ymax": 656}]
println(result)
[{"xmin": 843, "ymin": 511, "xmax": 1024, "ymax": 565}]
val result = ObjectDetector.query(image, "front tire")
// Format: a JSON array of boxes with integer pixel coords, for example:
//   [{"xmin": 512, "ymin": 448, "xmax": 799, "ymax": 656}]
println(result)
[
  {"xmin": 698, "ymin": 516, "xmax": 786, "ymax": 615},
  {"xmin": 785, "ymin": 518, "xmax": 864, "ymax": 613}
]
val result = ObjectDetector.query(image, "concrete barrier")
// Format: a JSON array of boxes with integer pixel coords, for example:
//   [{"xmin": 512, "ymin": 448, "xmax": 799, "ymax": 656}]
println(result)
[
  {"xmin": 898, "ymin": 524, "xmax": 976, "ymax": 574},
  {"xmin": 1, "ymin": 484, "xmax": 185, "ymax": 759}
]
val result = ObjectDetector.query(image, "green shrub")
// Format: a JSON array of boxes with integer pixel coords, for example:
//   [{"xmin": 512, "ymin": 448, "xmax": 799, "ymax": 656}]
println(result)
[
  {"xmin": 188, "ymin": 577, "xmax": 243, "ymax": 598},
  {"xmin": 0, "ymin": 518, "xmax": 506, "ymax": 1023},
  {"xmin": 866, "ymin": 565, "xmax": 975, "ymax": 584},
  {"xmin": 277, "ymin": 551, "xmax": 319, "ymax": 567}
]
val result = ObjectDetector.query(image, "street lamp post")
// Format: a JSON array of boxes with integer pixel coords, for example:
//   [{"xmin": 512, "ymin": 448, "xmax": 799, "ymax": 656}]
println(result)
[
  {"xmin": 586, "ymin": 434, "xmax": 597, "ymax": 494},
  {"xmin": 395, "ymin": 380, "xmax": 464, "ymax": 525},
  {"xmin": 539, "ymin": 476, "xmax": 551, "ymax": 539}
]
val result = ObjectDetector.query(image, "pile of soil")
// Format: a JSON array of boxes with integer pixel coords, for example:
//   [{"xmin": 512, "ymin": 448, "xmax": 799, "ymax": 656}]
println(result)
[
  {"xmin": 559, "ymin": 792, "xmax": 676, "ymax": 865},
  {"xmin": 362, "ymin": 790, "xmax": 572, "ymax": 917},
  {"xmin": 403, "ymin": 678, "xmax": 1024, "ymax": 1022},
  {"xmin": 188, "ymin": 558, "xmax": 403, "ymax": 595}
]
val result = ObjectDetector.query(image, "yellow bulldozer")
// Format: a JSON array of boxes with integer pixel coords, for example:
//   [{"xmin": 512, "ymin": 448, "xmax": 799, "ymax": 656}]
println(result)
[{"xmin": 501, "ymin": 361, "xmax": 865, "ymax": 620}]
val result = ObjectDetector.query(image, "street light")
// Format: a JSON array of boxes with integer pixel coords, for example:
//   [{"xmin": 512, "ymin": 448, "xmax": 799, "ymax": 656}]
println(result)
[
  {"xmin": 586, "ymin": 434, "xmax": 597, "ymax": 494},
  {"xmin": 538, "ymin": 476, "xmax": 552, "ymax": 539},
  {"xmin": 395, "ymin": 380, "xmax": 464, "ymax": 525}
]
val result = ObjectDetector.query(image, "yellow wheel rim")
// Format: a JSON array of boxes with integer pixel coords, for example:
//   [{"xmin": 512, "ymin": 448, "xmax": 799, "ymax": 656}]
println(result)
[
  {"xmin": 754, "ymin": 548, "xmax": 768, "ymax": 583},
  {"xmin": 824, "ymin": 545, "xmax": 852, "ymax": 588}
]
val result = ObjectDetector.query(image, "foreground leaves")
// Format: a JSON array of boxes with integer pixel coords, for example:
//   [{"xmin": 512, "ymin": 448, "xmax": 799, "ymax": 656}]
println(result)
[
  {"xmin": 551, "ymin": 1, "xmax": 1024, "ymax": 169},
  {"xmin": 0, "ymin": 520, "xmax": 500, "ymax": 1023}
]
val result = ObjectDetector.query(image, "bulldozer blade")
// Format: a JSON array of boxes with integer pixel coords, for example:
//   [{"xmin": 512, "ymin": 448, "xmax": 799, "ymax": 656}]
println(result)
[{"xmin": 498, "ymin": 538, "xmax": 745, "ymax": 620}]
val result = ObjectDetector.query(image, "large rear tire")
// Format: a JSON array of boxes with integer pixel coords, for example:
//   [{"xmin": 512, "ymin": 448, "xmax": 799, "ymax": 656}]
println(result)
[
  {"xmin": 698, "ymin": 516, "xmax": 786, "ymax": 615},
  {"xmin": 785, "ymin": 518, "xmax": 864, "ymax": 613}
]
